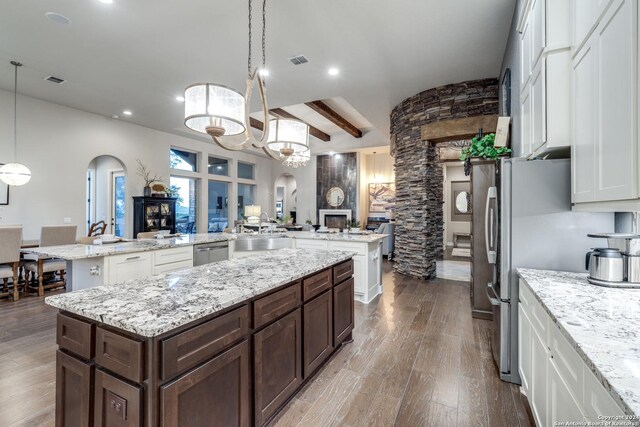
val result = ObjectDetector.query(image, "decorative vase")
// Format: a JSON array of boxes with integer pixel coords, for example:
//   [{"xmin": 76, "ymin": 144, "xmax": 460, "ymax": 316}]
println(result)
[{"xmin": 144, "ymin": 186, "xmax": 151, "ymax": 197}]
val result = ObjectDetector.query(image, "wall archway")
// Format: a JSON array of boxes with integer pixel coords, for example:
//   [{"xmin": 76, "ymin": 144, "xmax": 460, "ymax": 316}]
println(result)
[
  {"xmin": 86, "ymin": 155, "xmax": 127, "ymax": 237},
  {"xmin": 274, "ymin": 173, "xmax": 297, "ymax": 223}
]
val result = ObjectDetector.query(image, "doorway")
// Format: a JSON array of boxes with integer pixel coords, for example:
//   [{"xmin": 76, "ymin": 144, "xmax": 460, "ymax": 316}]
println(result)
[
  {"xmin": 273, "ymin": 174, "xmax": 297, "ymax": 223},
  {"xmin": 86, "ymin": 155, "xmax": 127, "ymax": 237}
]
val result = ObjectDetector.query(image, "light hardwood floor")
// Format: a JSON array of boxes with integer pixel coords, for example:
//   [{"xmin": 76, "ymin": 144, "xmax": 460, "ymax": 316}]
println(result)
[{"xmin": 0, "ymin": 262, "xmax": 531, "ymax": 427}]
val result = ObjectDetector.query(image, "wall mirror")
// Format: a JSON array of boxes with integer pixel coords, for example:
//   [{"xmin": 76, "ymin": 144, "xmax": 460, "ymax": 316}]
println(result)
[
  {"xmin": 455, "ymin": 191, "xmax": 471, "ymax": 214},
  {"xmin": 326, "ymin": 187, "xmax": 344, "ymax": 207}
]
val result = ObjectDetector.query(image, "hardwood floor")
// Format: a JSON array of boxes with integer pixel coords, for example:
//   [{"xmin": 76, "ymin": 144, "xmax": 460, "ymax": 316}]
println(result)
[{"xmin": 0, "ymin": 262, "xmax": 531, "ymax": 427}]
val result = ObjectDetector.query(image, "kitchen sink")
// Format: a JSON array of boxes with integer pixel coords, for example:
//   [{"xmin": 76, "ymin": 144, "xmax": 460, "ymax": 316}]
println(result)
[{"xmin": 234, "ymin": 234, "xmax": 291, "ymax": 252}]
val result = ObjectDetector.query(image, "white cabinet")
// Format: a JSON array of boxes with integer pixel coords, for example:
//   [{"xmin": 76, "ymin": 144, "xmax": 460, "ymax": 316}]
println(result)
[
  {"xmin": 106, "ymin": 252, "xmax": 153, "ymax": 285},
  {"xmin": 518, "ymin": 0, "xmax": 571, "ymax": 157},
  {"xmin": 152, "ymin": 246, "xmax": 193, "ymax": 275},
  {"xmin": 572, "ymin": 0, "xmax": 616, "ymax": 51},
  {"xmin": 571, "ymin": 0, "xmax": 638, "ymax": 207},
  {"xmin": 518, "ymin": 278, "xmax": 626, "ymax": 426}
]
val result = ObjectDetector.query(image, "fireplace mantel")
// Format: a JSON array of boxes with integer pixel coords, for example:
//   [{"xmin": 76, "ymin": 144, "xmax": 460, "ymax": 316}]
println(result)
[{"xmin": 319, "ymin": 209, "xmax": 352, "ymax": 228}]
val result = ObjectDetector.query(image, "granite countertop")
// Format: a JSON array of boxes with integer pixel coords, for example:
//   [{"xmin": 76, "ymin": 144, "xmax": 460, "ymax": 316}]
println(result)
[
  {"xmin": 21, "ymin": 233, "xmax": 236, "ymax": 260},
  {"xmin": 517, "ymin": 268, "xmax": 640, "ymax": 416},
  {"xmin": 285, "ymin": 231, "xmax": 388, "ymax": 243},
  {"xmin": 45, "ymin": 248, "xmax": 355, "ymax": 337}
]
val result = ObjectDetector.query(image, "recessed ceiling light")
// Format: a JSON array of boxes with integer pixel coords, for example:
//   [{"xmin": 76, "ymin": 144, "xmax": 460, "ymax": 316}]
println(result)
[
  {"xmin": 328, "ymin": 68, "xmax": 339, "ymax": 76},
  {"xmin": 175, "ymin": 96, "xmax": 185, "ymax": 102},
  {"xmin": 328, "ymin": 151, "xmax": 335, "ymax": 156},
  {"xmin": 99, "ymin": 0, "xmax": 113, "ymax": 4},
  {"xmin": 45, "ymin": 12, "xmax": 72, "ymax": 25},
  {"xmin": 111, "ymin": 114, "xmax": 120, "ymax": 119},
  {"xmin": 259, "ymin": 69, "xmax": 269, "ymax": 77},
  {"xmin": 122, "ymin": 110, "xmax": 132, "ymax": 116}
]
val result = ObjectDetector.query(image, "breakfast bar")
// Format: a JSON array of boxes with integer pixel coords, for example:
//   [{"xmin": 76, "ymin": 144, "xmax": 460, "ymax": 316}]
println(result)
[{"xmin": 46, "ymin": 248, "xmax": 355, "ymax": 426}]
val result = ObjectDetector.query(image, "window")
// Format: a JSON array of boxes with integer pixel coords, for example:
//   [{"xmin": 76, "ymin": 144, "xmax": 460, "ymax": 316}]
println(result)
[
  {"xmin": 208, "ymin": 181, "xmax": 229, "ymax": 233},
  {"xmin": 208, "ymin": 156, "xmax": 229, "ymax": 176},
  {"xmin": 237, "ymin": 183, "xmax": 256, "ymax": 220},
  {"xmin": 170, "ymin": 148, "xmax": 198, "ymax": 172},
  {"xmin": 170, "ymin": 176, "xmax": 198, "ymax": 233},
  {"xmin": 237, "ymin": 161, "xmax": 255, "ymax": 180}
]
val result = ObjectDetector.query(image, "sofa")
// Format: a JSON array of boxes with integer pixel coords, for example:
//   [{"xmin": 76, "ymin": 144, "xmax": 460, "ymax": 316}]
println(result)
[{"xmin": 375, "ymin": 222, "xmax": 395, "ymax": 259}]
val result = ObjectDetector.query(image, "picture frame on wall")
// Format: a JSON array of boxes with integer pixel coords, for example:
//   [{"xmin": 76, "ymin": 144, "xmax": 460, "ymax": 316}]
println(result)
[
  {"xmin": 450, "ymin": 180, "xmax": 471, "ymax": 222},
  {"xmin": 369, "ymin": 182, "xmax": 396, "ymax": 213},
  {"xmin": 0, "ymin": 164, "xmax": 9, "ymax": 205}
]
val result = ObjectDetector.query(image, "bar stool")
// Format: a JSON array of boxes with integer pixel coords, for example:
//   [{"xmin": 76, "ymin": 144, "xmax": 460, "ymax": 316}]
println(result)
[
  {"xmin": 0, "ymin": 226, "xmax": 22, "ymax": 301},
  {"xmin": 24, "ymin": 225, "xmax": 77, "ymax": 296}
]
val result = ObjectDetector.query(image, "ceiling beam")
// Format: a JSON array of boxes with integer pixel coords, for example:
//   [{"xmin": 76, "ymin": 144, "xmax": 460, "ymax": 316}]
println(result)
[
  {"xmin": 304, "ymin": 100, "xmax": 363, "ymax": 138},
  {"xmin": 269, "ymin": 108, "xmax": 331, "ymax": 142}
]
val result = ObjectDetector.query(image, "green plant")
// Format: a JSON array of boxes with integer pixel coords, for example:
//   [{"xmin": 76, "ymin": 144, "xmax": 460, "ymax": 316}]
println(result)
[
  {"xmin": 305, "ymin": 219, "xmax": 312, "ymax": 225},
  {"xmin": 350, "ymin": 219, "xmax": 361, "ymax": 228},
  {"xmin": 165, "ymin": 185, "xmax": 184, "ymax": 204},
  {"xmin": 459, "ymin": 133, "xmax": 511, "ymax": 161}
]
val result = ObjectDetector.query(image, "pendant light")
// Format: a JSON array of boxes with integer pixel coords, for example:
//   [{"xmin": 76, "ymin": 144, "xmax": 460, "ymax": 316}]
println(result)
[
  {"xmin": 283, "ymin": 148, "xmax": 310, "ymax": 168},
  {"xmin": 267, "ymin": 118, "xmax": 309, "ymax": 157},
  {"xmin": 184, "ymin": 0, "xmax": 270, "ymax": 151},
  {"xmin": 372, "ymin": 151, "xmax": 378, "ymax": 182},
  {"xmin": 0, "ymin": 61, "xmax": 31, "ymax": 186}
]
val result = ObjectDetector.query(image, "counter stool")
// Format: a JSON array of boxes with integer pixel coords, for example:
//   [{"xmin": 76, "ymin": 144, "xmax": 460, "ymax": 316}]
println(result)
[
  {"xmin": 24, "ymin": 225, "xmax": 76, "ymax": 296},
  {"xmin": 0, "ymin": 227, "xmax": 23, "ymax": 301}
]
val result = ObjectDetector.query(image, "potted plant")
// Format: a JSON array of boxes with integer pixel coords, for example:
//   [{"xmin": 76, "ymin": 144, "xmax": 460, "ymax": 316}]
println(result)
[
  {"xmin": 349, "ymin": 219, "xmax": 361, "ymax": 234},
  {"xmin": 459, "ymin": 133, "xmax": 511, "ymax": 176},
  {"xmin": 136, "ymin": 159, "xmax": 162, "ymax": 196}
]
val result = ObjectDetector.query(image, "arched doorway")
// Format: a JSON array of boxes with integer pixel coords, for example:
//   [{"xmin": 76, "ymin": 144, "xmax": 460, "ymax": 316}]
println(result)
[
  {"xmin": 86, "ymin": 155, "xmax": 127, "ymax": 237},
  {"xmin": 274, "ymin": 173, "xmax": 297, "ymax": 223}
]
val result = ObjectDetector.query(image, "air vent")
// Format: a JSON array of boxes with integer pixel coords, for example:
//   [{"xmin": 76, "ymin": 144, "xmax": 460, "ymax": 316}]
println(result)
[
  {"xmin": 45, "ymin": 76, "xmax": 66, "ymax": 84},
  {"xmin": 289, "ymin": 55, "xmax": 309, "ymax": 65}
]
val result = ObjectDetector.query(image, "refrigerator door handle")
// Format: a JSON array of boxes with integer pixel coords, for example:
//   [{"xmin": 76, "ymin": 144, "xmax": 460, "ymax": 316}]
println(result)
[
  {"xmin": 485, "ymin": 186, "xmax": 498, "ymax": 264},
  {"xmin": 486, "ymin": 282, "xmax": 501, "ymax": 306}
]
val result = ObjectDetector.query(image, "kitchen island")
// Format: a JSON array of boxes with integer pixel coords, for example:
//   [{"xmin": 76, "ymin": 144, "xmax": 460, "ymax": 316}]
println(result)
[
  {"xmin": 46, "ymin": 248, "xmax": 355, "ymax": 426},
  {"xmin": 23, "ymin": 233, "xmax": 235, "ymax": 291},
  {"xmin": 517, "ymin": 268, "xmax": 640, "ymax": 425}
]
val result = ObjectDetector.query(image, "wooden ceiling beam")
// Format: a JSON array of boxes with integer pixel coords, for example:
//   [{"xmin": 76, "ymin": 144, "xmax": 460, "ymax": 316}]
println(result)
[
  {"xmin": 269, "ymin": 108, "xmax": 331, "ymax": 142},
  {"xmin": 304, "ymin": 100, "xmax": 363, "ymax": 138}
]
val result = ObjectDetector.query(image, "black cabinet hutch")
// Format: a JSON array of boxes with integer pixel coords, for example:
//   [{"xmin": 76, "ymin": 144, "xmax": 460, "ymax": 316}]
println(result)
[{"xmin": 133, "ymin": 196, "xmax": 177, "ymax": 237}]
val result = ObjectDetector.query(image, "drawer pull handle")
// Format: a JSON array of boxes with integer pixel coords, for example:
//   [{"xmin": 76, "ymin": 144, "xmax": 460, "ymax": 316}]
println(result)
[{"xmin": 125, "ymin": 256, "xmax": 141, "ymax": 261}]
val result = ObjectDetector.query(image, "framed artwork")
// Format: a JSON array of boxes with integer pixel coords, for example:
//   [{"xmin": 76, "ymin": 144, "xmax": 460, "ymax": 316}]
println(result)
[
  {"xmin": 369, "ymin": 182, "xmax": 396, "ymax": 213},
  {"xmin": 501, "ymin": 68, "xmax": 511, "ymax": 117},
  {"xmin": 451, "ymin": 180, "xmax": 471, "ymax": 222},
  {"xmin": 0, "ymin": 164, "xmax": 8, "ymax": 205}
]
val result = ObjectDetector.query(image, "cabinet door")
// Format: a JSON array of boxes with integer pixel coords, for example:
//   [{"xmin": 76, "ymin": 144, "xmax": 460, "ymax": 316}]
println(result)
[
  {"xmin": 571, "ymin": 36, "xmax": 597, "ymax": 203},
  {"xmin": 573, "ymin": 0, "xmax": 598, "ymax": 50},
  {"xmin": 531, "ymin": 59, "xmax": 546, "ymax": 153},
  {"xmin": 518, "ymin": 304, "xmax": 532, "ymax": 397},
  {"xmin": 94, "ymin": 369, "xmax": 142, "ymax": 427},
  {"xmin": 254, "ymin": 309, "xmax": 302, "ymax": 426},
  {"xmin": 161, "ymin": 340, "xmax": 251, "ymax": 427},
  {"xmin": 56, "ymin": 350, "xmax": 94, "ymax": 427},
  {"xmin": 521, "ymin": 16, "xmax": 532, "ymax": 87},
  {"xmin": 583, "ymin": 363, "xmax": 625, "ymax": 421},
  {"xmin": 352, "ymin": 255, "xmax": 365, "ymax": 295},
  {"xmin": 303, "ymin": 290, "xmax": 333, "ymax": 378},
  {"xmin": 530, "ymin": 327, "xmax": 548, "ymax": 427},
  {"xmin": 548, "ymin": 358, "xmax": 586, "ymax": 425},
  {"xmin": 530, "ymin": 0, "xmax": 545, "ymax": 67},
  {"xmin": 595, "ymin": 0, "xmax": 637, "ymax": 201},
  {"xmin": 107, "ymin": 253, "xmax": 153, "ymax": 285},
  {"xmin": 521, "ymin": 83, "xmax": 532, "ymax": 157},
  {"xmin": 333, "ymin": 277, "xmax": 354, "ymax": 347}
]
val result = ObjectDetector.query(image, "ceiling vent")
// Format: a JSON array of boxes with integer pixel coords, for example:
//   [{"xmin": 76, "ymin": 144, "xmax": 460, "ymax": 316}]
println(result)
[
  {"xmin": 44, "ymin": 76, "xmax": 66, "ymax": 84},
  {"xmin": 289, "ymin": 55, "xmax": 309, "ymax": 65}
]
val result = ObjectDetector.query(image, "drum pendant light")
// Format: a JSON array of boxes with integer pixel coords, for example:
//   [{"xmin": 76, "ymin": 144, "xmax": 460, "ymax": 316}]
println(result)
[{"xmin": 0, "ymin": 61, "xmax": 32, "ymax": 186}]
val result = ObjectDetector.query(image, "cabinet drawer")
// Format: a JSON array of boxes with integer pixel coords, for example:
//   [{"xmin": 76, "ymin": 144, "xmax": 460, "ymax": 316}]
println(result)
[
  {"xmin": 519, "ymin": 279, "xmax": 533, "ymax": 313},
  {"xmin": 161, "ymin": 305, "xmax": 250, "ymax": 380},
  {"xmin": 329, "ymin": 241, "xmax": 366, "ymax": 256},
  {"xmin": 154, "ymin": 246, "xmax": 193, "ymax": 266},
  {"xmin": 57, "ymin": 313, "xmax": 95, "ymax": 360},
  {"xmin": 333, "ymin": 259, "xmax": 354, "ymax": 285},
  {"xmin": 152, "ymin": 259, "xmax": 193, "ymax": 275},
  {"xmin": 253, "ymin": 283, "xmax": 301, "ymax": 329},
  {"xmin": 333, "ymin": 277, "xmax": 355, "ymax": 347},
  {"xmin": 302, "ymin": 269, "xmax": 332, "ymax": 301},
  {"xmin": 550, "ymin": 323, "xmax": 584, "ymax": 402},
  {"xmin": 529, "ymin": 294, "xmax": 548, "ymax": 342},
  {"xmin": 94, "ymin": 369, "xmax": 142, "ymax": 427},
  {"xmin": 95, "ymin": 327, "xmax": 144, "ymax": 383}
]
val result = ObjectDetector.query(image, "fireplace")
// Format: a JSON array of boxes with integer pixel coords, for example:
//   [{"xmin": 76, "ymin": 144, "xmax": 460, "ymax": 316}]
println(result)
[{"xmin": 319, "ymin": 209, "xmax": 352, "ymax": 229}]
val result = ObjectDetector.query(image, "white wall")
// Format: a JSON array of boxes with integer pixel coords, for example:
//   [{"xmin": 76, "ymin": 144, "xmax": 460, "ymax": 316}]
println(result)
[
  {"xmin": 358, "ymin": 152, "xmax": 395, "ymax": 225},
  {"xmin": 0, "ymin": 89, "xmax": 273, "ymax": 239},
  {"xmin": 500, "ymin": 0, "xmax": 522, "ymax": 157},
  {"xmin": 443, "ymin": 163, "xmax": 471, "ymax": 246}
]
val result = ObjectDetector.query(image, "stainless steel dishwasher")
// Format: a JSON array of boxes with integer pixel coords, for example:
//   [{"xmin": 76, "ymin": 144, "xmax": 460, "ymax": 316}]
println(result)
[{"xmin": 193, "ymin": 241, "xmax": 229, "ymax": 266}]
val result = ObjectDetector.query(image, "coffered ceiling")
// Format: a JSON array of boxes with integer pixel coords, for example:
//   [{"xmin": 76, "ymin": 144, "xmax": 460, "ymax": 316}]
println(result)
[{"xmin": 0, "ymin": 0, "xmax": 515, "ymax": 153}]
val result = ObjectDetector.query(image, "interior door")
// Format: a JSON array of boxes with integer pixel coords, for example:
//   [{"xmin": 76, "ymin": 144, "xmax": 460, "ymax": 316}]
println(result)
[{"xmin": 110, "ymin": 171, "xmax": 126, "ymax": 236}]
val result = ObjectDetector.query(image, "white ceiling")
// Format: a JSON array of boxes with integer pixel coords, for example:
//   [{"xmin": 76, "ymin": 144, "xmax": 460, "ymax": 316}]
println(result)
[{"xmin": 0, "ymin": 0, "xmax": 515, "ymax": 151}]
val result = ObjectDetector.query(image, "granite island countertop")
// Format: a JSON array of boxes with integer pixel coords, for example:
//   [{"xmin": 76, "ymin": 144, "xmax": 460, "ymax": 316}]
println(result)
[
  {"xmin": 45, "ymin": 248, "xmax": 355, "ymax": 337},
  {"xmin": 517, "ymin": 268, "xmax": 640, "ymax": 416},
  {"xmin": 22, "ymin": 232, "xmax": 236, "ymax": 260},
  {"xmin": 285, "ymin": 231, "xmax": 388, "ymax": 243}
]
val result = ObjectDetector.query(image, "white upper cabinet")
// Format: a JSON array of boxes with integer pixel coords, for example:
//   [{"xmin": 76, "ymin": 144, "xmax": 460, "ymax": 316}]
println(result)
[
  {"xmin": 521, "ymin": 83, "xmax": 532, "ymax": 156},
  {"xmin": 531, "ymin": 59, "xmax": 546, "ymax": 153},
  {"xmin": 521, "ymin": 17, "xmax": 532, "ymax": 88},
  {"xmin": 572, "ymin": 0, "xmax": 616, "ymax": 52},
  {"xmin": 531, "ymin": 0, "xmax": 546, "ymax": 65},
  {"xmin": 571, "ymin": 0, "xmax": 638, "ymax": 207}
]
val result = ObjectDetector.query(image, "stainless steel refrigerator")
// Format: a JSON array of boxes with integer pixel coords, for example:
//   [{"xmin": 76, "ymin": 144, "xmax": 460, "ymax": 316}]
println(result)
[{"xmin": 485, "ymin": 158, "xmax": 614, "ymax": 384}]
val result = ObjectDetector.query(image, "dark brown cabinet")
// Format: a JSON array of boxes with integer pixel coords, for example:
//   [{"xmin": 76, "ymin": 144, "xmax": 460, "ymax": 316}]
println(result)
[
  {"xmin": 94, "ymin": 369, "xmax": 142, "ymax": 427},
  {"xmin": 132, "ymin": 196, "xmax": 177, "ymax": 238},
  {"xmin": 333, "ymin": 277, "xmax": 355, "ymax": 347},
  {"xmin": 161, "ymin": 340, "xmax": 251, "ymax": 427},
  {"xmin": 56, "ymin": 350, "xmax": 94, "ymax": 427},
  {"xmin": 303, "ymin": 290, "xmax": 333, "ymax": 378},
  {"xmin": 254, "ymin": 309, "xmax": 302, "ymax": 426}
]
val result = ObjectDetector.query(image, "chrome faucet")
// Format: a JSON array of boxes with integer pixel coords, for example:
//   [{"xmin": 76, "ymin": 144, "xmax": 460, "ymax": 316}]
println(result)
[{"xmin": 259, "ymin": 212, "xmax": 270, "ymax": 235}]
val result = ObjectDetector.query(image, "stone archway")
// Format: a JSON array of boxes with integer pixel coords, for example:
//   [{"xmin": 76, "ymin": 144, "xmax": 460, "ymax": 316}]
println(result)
[{"xmin": 391, "ymin": 78, "xmax": 499, "ymax": 279}]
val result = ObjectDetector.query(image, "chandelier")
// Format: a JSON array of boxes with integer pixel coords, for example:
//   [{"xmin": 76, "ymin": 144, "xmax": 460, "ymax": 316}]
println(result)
[
  {"xmin": 282, "ymin": 148, "xmax": 310, "ymax": 168},
  {"xmin": 0, "ymin": 61, "xmax": 31, "ymax": 186},
  {"xmin": 267, "ymin": 118, "xmax": 309, "ymax": 157}
]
